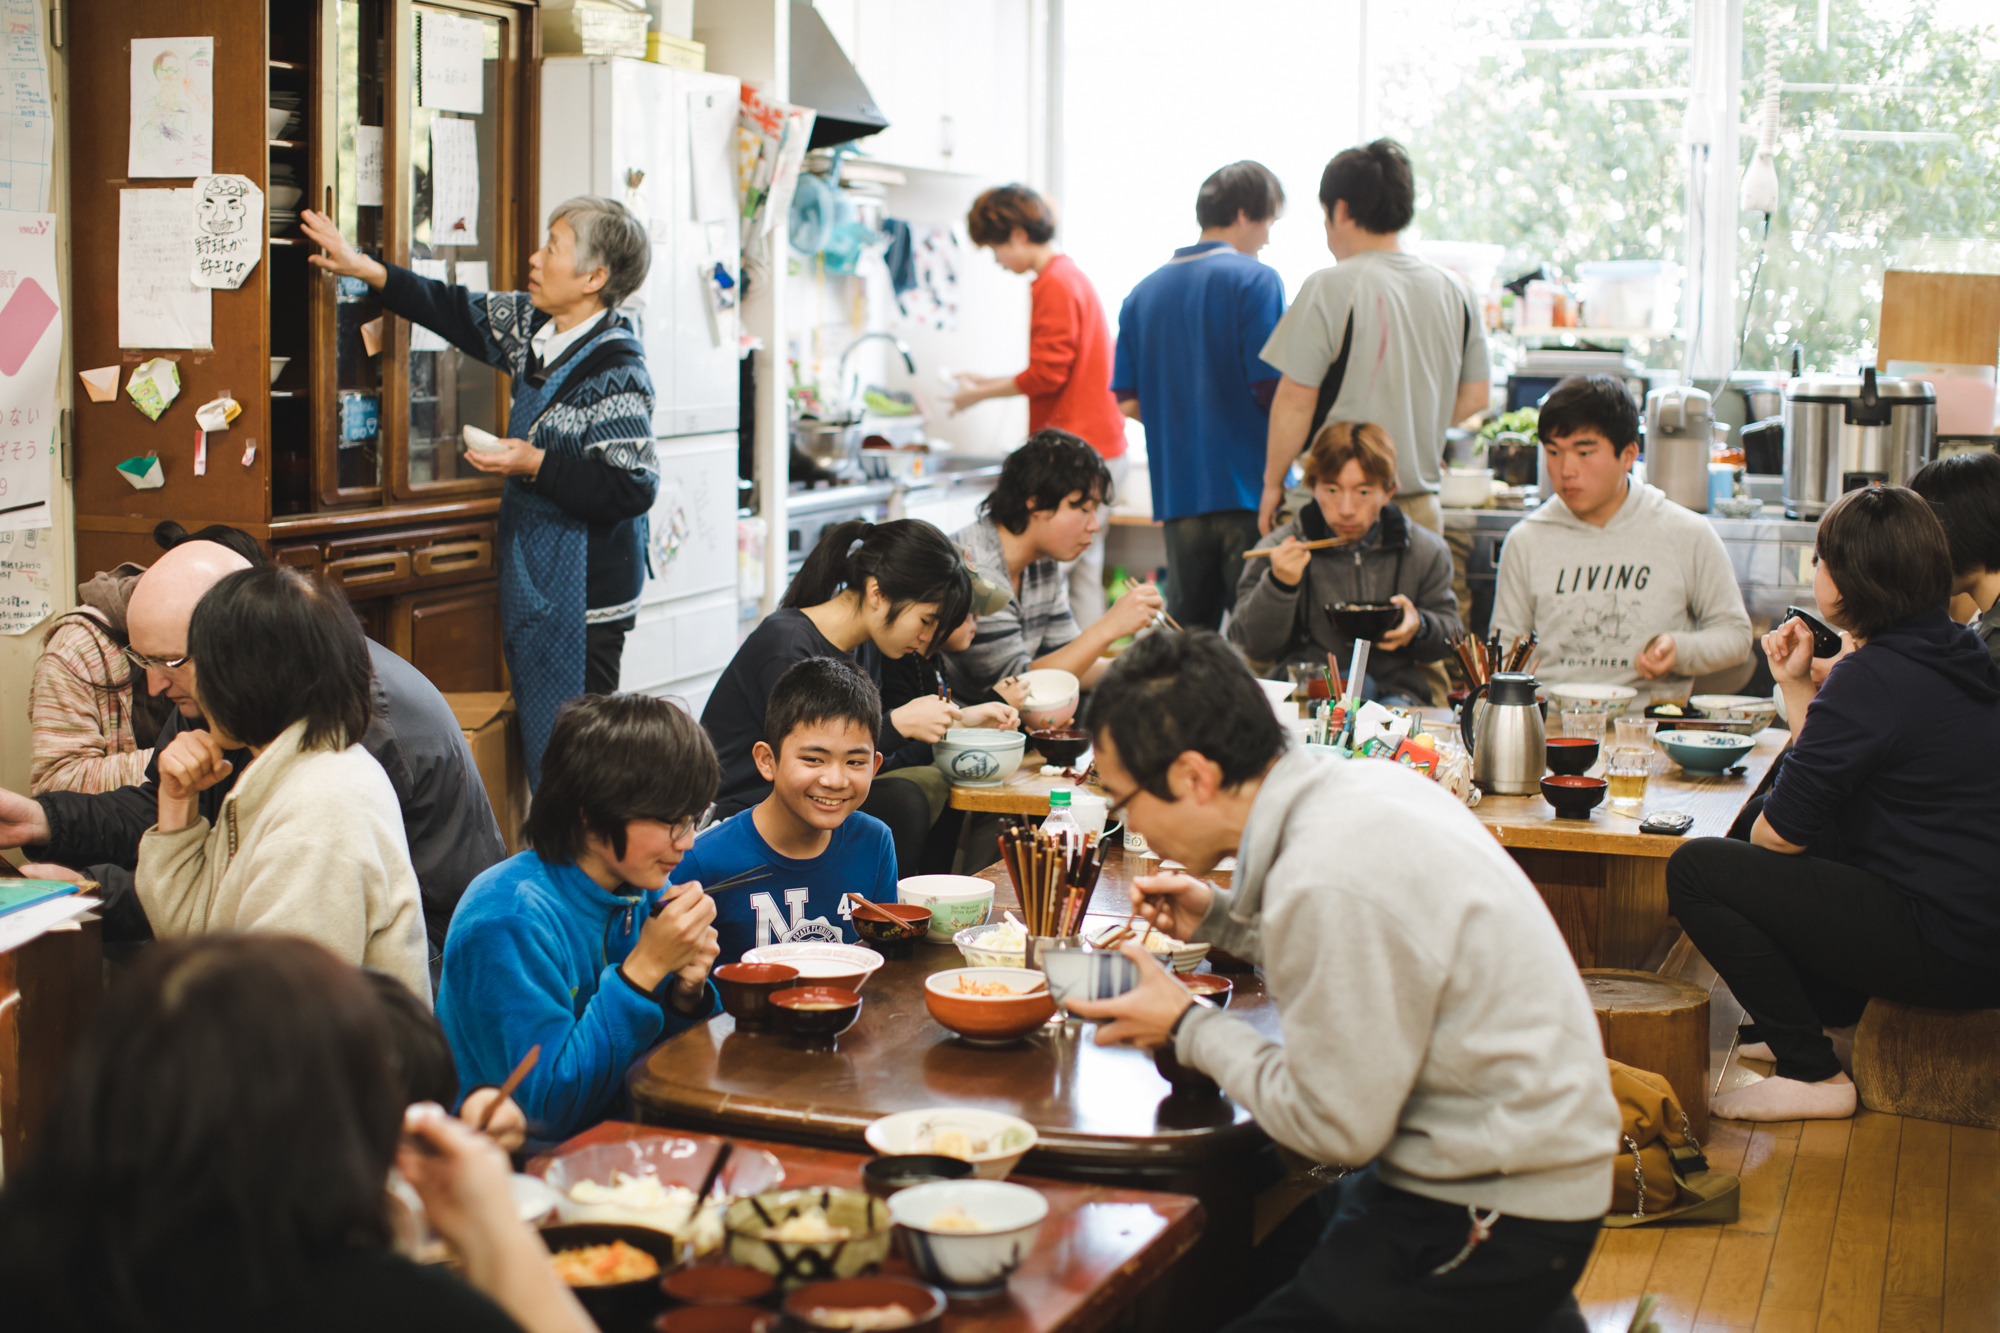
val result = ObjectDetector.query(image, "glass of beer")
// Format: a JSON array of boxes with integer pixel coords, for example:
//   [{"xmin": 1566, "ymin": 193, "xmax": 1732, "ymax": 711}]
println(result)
[{"xmin": 1606, "ymin": 746, "xmax": 1653, "ymax": 806}]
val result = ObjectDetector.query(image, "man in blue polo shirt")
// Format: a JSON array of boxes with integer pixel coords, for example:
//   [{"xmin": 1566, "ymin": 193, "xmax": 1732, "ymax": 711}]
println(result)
[{"xmin": 1111, "ymin": 161, "xmax": 1287, "ymax": 630}]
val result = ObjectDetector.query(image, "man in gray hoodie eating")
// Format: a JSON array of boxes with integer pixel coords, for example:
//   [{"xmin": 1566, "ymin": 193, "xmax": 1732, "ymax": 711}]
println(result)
[
  {"xmin": 1491, "ymin": 375, "xmax": 1751, "ymax": 701},
  {"xmin": 1066, "ymin": 631, "xmax": 1618, "ymax": 1332}
]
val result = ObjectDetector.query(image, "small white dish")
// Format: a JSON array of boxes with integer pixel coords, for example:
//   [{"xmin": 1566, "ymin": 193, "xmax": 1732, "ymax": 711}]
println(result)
[{"xmin": 865, "ymin": 1107, "xmax": 1037, "ymax": 1180}]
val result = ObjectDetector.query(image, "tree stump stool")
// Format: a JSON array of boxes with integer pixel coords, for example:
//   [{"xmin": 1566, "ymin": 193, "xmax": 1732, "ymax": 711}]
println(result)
[
  {"xmin": 1581, "ymin": 969, "xmax": 1711, "ymax": 1144},
  {"xmin": 1853, "ymin": 1000, "xmax": 2000, "ymax": 1130}
]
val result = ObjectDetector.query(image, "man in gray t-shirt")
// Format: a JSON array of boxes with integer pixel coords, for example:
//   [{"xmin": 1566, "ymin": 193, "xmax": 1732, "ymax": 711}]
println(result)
[{"xmin": 1257, "ymin": 140, "xmax": 1490, "ymax": 536}]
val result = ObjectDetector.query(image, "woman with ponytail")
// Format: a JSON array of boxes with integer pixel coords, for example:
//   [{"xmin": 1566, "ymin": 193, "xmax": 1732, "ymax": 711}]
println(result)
[{"xmin": 700, "ymin": 519, "xmax": 1007, "ymax": 875}]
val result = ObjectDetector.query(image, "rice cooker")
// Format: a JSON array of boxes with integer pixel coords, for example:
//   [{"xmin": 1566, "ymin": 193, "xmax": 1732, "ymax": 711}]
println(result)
[{"xmin": 1782, "ymin": 368, "xmax": 1936, "ymax": 519}]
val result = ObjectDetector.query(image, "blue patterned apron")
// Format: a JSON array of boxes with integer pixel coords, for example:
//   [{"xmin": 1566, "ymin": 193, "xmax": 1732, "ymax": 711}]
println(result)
[{"xmin": 499, "ymin": 322, "xmax": 644, "ymax": 788}]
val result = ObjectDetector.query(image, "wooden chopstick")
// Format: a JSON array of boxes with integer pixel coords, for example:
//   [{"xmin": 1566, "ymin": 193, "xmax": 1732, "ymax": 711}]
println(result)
[
  {"xmin": 1243, "ymin": 536, "xmax": 1346, "ymax": 558},
  {"xmin": 476, "ymin": 1044, "xmax": 541, "ymax": 1132}
]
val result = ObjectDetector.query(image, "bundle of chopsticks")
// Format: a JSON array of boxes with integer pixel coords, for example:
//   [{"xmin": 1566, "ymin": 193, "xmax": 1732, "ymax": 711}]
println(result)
[
  {"xmin": 1448, "ymin": 630, "xmax": 1537, "ymax": 686},
  {"xmin": 997, "ymin": 816, "xmax": 1108, "ymax": 938}
]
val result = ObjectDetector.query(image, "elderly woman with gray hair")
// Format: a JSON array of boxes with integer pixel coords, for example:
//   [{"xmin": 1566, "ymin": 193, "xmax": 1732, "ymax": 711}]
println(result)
[{"xmin": 301, "ymin": 198, "xmax": 656, "ymax": 785}]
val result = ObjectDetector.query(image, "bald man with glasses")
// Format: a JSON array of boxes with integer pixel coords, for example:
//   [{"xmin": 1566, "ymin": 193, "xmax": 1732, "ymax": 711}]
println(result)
[{"xmin": 0, "ymin": 538, "xmax": 504, "ymax": 976}]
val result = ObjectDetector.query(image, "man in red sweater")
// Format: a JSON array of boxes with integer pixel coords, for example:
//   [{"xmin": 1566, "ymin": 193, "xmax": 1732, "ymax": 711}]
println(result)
[{"xmin": 951, "ymin": 184, "xmax": 1129, "ymax": 622}]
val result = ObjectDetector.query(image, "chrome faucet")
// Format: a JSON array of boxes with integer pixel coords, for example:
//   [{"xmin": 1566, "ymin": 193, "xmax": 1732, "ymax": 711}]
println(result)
[{"xmin": 836, "ymin": 331, "xmax": 916, "ymax": 415}]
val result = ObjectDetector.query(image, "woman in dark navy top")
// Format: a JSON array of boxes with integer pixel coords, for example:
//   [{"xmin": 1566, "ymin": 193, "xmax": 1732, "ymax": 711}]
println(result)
[{"xmin": 1668, "ymin": 485, "xmax": 2000, "ymax": 1123}]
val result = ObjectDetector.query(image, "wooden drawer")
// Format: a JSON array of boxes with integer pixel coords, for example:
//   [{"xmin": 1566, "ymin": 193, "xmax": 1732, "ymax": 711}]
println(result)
[{"xmin": 276, "ymin": 520, "xmax": 496, "ymax": 600}]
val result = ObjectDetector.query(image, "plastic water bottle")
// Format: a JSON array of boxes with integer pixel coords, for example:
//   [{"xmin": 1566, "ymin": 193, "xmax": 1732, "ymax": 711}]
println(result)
[{"xmin": 1042, "ymin": 788, "xmax": 1083, "ymax": 847}]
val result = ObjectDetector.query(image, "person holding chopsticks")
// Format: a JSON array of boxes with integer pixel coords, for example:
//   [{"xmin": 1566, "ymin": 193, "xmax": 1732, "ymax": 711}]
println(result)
[
  {"xmin": 1229, "ymin": 420, "xmax": 1460, "ymax": 706},
  {"xmin": 438, "ymin": 693, "xmax": 721, "ymax": 1148},
  {"xmin": 1064, "ymin": 630, "xmax": 1617, "ymax": 1333}
]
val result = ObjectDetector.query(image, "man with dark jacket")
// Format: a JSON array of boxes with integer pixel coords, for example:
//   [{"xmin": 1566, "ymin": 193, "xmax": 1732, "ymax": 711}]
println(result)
[
  {"xmin": 1230, "ymin": 420, "xmax": 1460, "ymax": 706},
  {"xmin": 0, "ymin": 539, "xmax": 504, "ymax": 971}
]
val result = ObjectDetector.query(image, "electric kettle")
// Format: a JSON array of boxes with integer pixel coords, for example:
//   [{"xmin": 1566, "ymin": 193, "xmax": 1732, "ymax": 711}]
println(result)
[{"xmin": 1457, "ymin": 672, "xmax": 1546, "ymax": 795}]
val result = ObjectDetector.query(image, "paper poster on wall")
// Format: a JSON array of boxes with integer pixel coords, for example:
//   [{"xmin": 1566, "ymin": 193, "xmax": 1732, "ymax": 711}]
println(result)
[
  {"xmin": 356, "ymin": 126, "xmax": 385, "ymax": 207},
  {"xmin": 0, "ymin": 0, "xmax": 54, "ymax": 212},
  {"xmin": 119, "ymin": 189, "xmax": 211, "ymax": 348},
  {"xmin": 0, "ymin": 210, "xmax": 60, "ymax": 533},
  {"xmin": 418, "ymin": 11, "xmax": 484, "ymax": 114},
  {"xmin": 190, "ymin": 174, "xmax": 264, "ymax": 289},
  {"xmin": 429, "ymin": 118, "xmax": 479, "ymax": 246},
  {"xmin": 688, "ymin": 89, "xmax": 735, "ymax": 224},
  {"xmin": 409, "ymin": 258, "xmax": 448, "ymax": 352},
  {"xmin": 128, "ymin": 37, "xmax": 213, "ymax": 178},
  {"xmin": 0, "ymin": 525, "xmax": 53, "ymax": 633}
]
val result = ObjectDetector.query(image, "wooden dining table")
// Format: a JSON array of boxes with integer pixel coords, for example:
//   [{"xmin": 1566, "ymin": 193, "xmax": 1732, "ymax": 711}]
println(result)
[
  {"xmin": 1446, "ymin": 716, "xmax": 1789, "ymax": 969},
  {"xmin": 530, "ymin": 1121, "xmax": 1204, "ymax": 1333},
  {"xmin": 947, "ymin": 720, "xmax": 1788, "ymax": 972},
  {"xmin": 630, "ymin": 849, "xmax": 1284, "ymax": 1331}
]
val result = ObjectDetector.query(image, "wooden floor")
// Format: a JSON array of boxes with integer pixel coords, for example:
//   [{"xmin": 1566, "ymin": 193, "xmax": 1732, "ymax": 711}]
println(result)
[{"xmin": 1577, "ymin": 949, "xmax": 2000, "ymax": 1332}]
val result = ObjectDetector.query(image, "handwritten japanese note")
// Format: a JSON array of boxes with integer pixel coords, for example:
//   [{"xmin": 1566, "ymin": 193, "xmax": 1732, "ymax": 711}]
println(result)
[
  {"xmin": 0, "ymin": 209, "xmax": 59, "ymax": 531},
  {"xmin": 0, "ymin": 0, "xmax": 53, "ymax": 211},
  {"xmin": 0, "ymin": 524, "xmax": 52, "ymax": 634},
  {"xmin": 418, "ymin": 11, "xmax": 485, "ymax": 114},
  {"xmin": 129, "ymin": 36, "xmax": 213, "ymax": 178},
  {"xmin": 190, "ymin": 174, "xmax": 263, "ymax": 288},
  {"xmin": 120, "ymin": 188, "xmax": 211, "ymax": 348},
  {"xmin": 429, "ymin": 117, "xmax": 480, "ymax": 247},
  {"xmin": 356, "ymin": 126, "xmax": 384, "ymax": 207}
]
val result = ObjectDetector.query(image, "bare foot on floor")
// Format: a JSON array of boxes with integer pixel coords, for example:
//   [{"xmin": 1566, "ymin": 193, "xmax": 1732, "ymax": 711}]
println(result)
[
  {"xmin": 1712, "ymin": 1071, "xmax": 1856, "ymax": 1121},
  {"xmin": 1737, "ymin": 1040, "xmax": 1775, "ymax": 1062}
]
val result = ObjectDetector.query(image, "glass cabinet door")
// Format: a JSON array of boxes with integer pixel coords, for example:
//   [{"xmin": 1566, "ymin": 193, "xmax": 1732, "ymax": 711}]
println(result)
[
  {"xmin": 321, "ymin": 0, "xmax": 388, "ymax": 503},
  {"xmin": 394, "ymin": 1, "xmax": 515, "ymax": 498}
]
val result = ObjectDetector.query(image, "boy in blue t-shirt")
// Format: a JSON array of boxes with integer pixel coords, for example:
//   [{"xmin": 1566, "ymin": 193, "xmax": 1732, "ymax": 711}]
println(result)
[{"xmin": 674, "ymin": 655, "xmax": 899, "ymax": 962}]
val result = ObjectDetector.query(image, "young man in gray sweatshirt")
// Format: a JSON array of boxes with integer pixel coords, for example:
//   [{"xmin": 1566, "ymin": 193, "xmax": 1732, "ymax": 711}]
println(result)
[
  {"xmin": 1067, "ymin": 631, "xmax": 1617, "ymax": 1332},
  {"xmin": 1491, "ymin": 375, "xmax": 1751, "ymax": 701}
]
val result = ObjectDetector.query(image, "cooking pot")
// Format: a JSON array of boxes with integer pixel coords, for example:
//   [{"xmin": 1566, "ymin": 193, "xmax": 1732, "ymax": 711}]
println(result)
[
  {"xmin": 1782, "ymin": 369, "xmax": 1936, "ymax": 519},
  {"xmin": 793, "ymin": 418, "xmax": 859, "ymax": 473}
]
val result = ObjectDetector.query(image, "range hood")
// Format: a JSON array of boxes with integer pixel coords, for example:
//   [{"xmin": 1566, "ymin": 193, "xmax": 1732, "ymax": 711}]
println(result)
[{"xmin": 789, "ymin": 2, "xmax": 888, "ymax": 149}]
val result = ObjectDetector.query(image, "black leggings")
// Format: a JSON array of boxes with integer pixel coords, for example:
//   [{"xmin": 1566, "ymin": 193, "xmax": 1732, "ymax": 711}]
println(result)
[
  {"xmin": 1666, "ymin": 837, "xmax": 2000, "ymax": 1083},
  {"xmin": 584, "ymin": 616, "xmax": 634, "ymax": 696},
  {"xmin": 860, "ymin": 775, "xmax": 933, "ymax": 881}
]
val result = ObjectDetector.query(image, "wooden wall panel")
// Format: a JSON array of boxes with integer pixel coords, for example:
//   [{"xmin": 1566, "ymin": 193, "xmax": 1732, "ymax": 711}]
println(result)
[{"xmin": 69, "ymin": 2, "xmax": 272, "ymax": 532}]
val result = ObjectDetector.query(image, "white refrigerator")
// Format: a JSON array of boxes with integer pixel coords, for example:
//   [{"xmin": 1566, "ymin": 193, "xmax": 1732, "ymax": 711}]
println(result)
[{"xmin": 540, "ymin": 57, "xmax": 742, "ymax": 712}]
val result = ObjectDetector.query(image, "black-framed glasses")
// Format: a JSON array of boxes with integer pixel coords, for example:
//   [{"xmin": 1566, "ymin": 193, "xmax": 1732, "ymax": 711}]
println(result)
[
  {"xmin": 1101, "ymin": 785, "xmax": 1140, "ymax": 826},
  {"xmin": 123, "ymin": 646, "xmax": 191, "ymax": 672}
]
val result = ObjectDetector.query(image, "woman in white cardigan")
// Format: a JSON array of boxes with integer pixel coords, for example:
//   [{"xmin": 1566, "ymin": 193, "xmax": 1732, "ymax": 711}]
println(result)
[{"xmin": 136, "ymin": 565, "xmax": 430, "ymax": 1002}]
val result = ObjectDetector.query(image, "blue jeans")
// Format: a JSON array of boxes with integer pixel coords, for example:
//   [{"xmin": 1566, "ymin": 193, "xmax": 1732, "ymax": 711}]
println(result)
[{"xmin": 1222, "ymin": 1166, "xmax": 1598, "ymax": 1333}]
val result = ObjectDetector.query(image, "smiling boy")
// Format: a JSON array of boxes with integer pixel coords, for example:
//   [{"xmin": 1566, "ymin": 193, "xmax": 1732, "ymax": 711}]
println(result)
[
  {"xmin": 1491, "ymin": 375, "xmax": 1751, "ymax": 700},
  {"xmin": 670, "ymin": 656, "xmax": 898, "ymax": 964}
]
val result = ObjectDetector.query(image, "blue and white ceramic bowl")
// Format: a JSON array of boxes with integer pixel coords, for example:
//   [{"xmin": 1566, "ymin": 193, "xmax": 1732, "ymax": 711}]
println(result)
[
  {"xmin": 1037, "ymin": 944, "xmax": 1139, "ymax": 1007},
  {"xmin": 1655, "ymin": 729, "xmax": 1756, "ymax": 774},
  {"xmin": 888, "ymin": 1179, "xmax": 1049, "ymax": 1297},
  {"xmin": 932, "ymin": 728, "xmax": 1025, "ymax": 787}
]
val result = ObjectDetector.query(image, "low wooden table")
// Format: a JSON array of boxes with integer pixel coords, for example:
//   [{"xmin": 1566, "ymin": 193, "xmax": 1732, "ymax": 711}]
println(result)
[
  {"xmin": 953, "ymin": 720, "xmax": 1786, "ymax": 971},
  {"xmin": 1456, "ymin": 720, "xmax": 1789, "ymax": 969},
  {"xmin": 631, "ymin": 854, "xmax": 1279, "ymax": 1330},
  {"xmin": 532, "ymin": 1122, "xmax": 1204, "ymax": 1333}
]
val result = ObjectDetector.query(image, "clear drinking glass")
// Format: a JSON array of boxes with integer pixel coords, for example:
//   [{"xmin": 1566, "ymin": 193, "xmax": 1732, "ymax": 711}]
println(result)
[
  {"xmin": 1606, "ymin": 746, "xmax": 1653, "ymax": 806},
  {"xmin": 1614, "ymin": 717, "xmax": 1659, "ymax": 749},
  {"xmin": 1564, "ymin": 708, "xmax": 1609, "ymax": 740}
]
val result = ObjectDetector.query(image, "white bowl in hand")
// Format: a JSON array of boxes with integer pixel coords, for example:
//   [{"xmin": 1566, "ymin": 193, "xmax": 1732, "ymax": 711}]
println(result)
[{"xmin": 1017, "ymin": 668, "xmax": 1080, "ymax": 729}]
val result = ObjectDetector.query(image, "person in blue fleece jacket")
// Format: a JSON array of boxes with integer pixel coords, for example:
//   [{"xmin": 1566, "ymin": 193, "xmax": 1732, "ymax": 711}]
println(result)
[{"xmin": 438, "ymin": 694, "xmax": 722, "ymax": 1146}]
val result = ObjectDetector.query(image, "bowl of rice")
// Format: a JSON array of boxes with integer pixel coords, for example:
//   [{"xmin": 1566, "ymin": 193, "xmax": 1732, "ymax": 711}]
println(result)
[{"xmin": 952, "ymin": 920, "xmax": 1027, "ymax": 968}]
